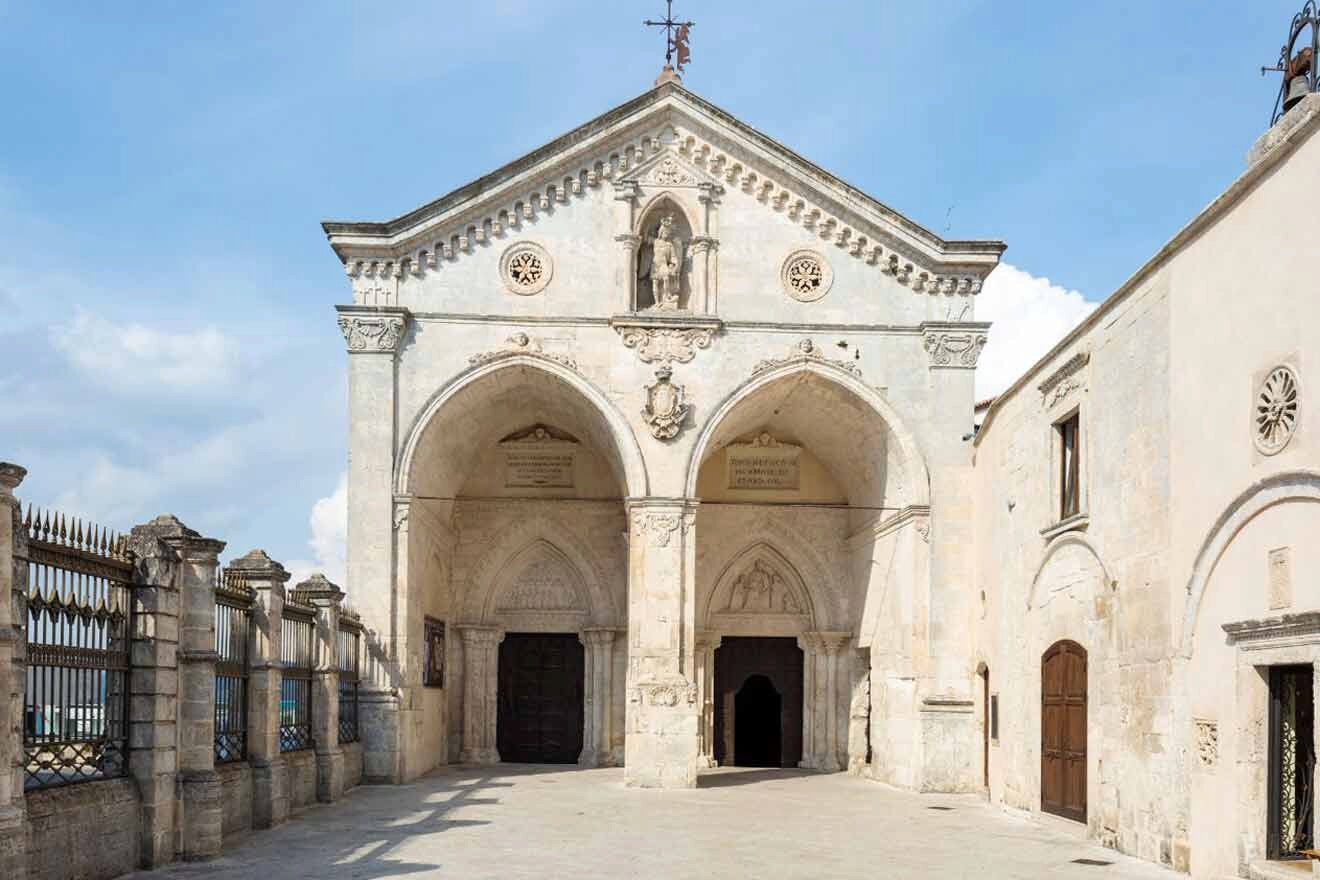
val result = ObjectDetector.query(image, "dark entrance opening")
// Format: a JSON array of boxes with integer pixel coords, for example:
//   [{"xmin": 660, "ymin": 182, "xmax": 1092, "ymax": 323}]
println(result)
[
  {"xmin": 1268, "ymin": 664, "xmax": 1315, "ymax": 860},
  {"xmin": 714, "ymin": 637, "xmax": 803, "ymax": 768},
  {"xmin": 496, "ymin": 633, "xmax": 584, "ymax": 764},
  {"xmin": 734, "ymin": 675, "xmax": 783, "ymax": 767}
]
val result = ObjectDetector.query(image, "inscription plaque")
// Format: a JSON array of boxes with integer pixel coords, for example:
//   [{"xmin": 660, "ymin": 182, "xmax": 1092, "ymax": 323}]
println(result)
[
  {"xmin": 499, "ymin": 425, "xmax": 578, "ymax": 489},
  {"xmin": 727, "ymin": 432, "xmax": 801, "ymax": 491}
]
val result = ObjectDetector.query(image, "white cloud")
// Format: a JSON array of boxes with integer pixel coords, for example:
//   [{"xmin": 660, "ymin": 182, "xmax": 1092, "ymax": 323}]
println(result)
[
  {"xmin": 51, "ymin": 308, "xmax": 239, "ymax": 394},
  {"xmin": 286, "ymin": 472, "xmax": 348, "ymax": 591},
  {"xmin": 976, "ymin": 263, "xmax": 1098, "ymax": 400}
]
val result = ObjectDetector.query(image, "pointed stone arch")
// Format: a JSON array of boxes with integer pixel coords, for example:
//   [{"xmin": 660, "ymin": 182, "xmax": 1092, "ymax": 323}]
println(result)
[
  {"xmin": 483, "ymin": 539, "xmax": 590, "ymax": 625},
  {"xmin": 706, "ymin": 542, "xmax": 817, "ymax": 636}
]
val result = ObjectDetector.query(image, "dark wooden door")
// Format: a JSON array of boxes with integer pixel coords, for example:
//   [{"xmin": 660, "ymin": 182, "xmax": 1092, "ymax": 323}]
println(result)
[
  {"xmin": 714, "ymin": 637, "xmax": 803, "ymax": 768},
  {"xmin": 1041, "ymin": 640, "xmax": 1087, "ymax": 822},
  {"xmin": 497, "ymin": 633, "xmax": 584, "ymax": 764}
]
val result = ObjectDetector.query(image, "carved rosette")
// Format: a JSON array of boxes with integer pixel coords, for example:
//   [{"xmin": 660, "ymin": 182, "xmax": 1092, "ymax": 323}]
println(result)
[
  {"xmin": 338, "ymin": 315, "xmax": 406, "ymax": 353},
  {"xmin": 641, "ymin": 366, "xmax": 691, "ymax": 441},
  {"xmin": 752, "ymin": 338, "xmax": 862, "ymax": 378},
  {"xmin": 638, "ymin": 678, "xmax": 698, "ymax": 707},
  {"xmin": 468, "ymin": 332, "xmax": 578, "ymax": 371},
  {"xmin": 922, "ymin": 330, "xmax": 987, "ymax": 368},
  {"xmin": 615, "ymin": 326, "xmax": 714, "ymax": 364}
]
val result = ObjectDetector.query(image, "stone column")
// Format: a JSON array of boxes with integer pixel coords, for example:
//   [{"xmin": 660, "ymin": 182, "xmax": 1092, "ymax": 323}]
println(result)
[
  {"xmin": 694, "ymin": 632, "xmax": 722, "ymax": 767},
  {"xmin": 458, "ymin": 625, "xmax": 503, "ymax": 764},
  {"xmin": 848, "ymin": 646, "xmax": 872, "ymax": 775},
  {"xmin": 688, "ymin": 237, "xmax": 716, "ymax": 315},
  {"xmin": 297, "ymin": 574, "xmax": 345, "ymax": 803},
  {"xmin": 578, "ymin": 628, "xmax": 617, "ymax": 767},
  {"xmin": 797, "ymin": 633, "xmax": 819, "ymax": 769},
  {"xmin": 799, "ymin": 631, "xmax": 850, "ymax": 771},
  {"xmin": 151, "ymin": 516, "xmax": 226, "ymax": 861},
  {"xmin": 226, "ymin": 549, "xmax": 289, "ymax": 828},
  {"xmin": 624, "ymin": 500, "xmax": 700, "ymax": 789},
  {"xmin": 615, "ymin": 233, "xmax": 641, "ymax": 311},
  {"xmin": 0, "ymin": 463, "xmax": 27, "ymax": 880},
  {"xmin": 125, "ymin": 517, "xmax": 185, "ymax": 868},
  {"xmin": 337, "ymin": 305, "xmax": 408, "ymax": 783}
]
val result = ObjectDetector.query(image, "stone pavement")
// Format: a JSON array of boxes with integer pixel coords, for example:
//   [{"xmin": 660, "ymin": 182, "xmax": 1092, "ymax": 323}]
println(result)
[{"xmin": 123, "ymin": 765, "xmax": 1181, "ymax": 880}]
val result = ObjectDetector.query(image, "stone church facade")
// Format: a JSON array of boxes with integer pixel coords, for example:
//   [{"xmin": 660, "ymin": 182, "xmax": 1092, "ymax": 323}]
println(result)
[{"xmin": 326, "ymin": 73, "xmax": 1320, "ymax": 877}]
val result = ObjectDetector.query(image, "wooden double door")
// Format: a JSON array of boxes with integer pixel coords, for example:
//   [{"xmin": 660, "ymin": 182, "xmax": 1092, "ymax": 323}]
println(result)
[
  {"xmin": 497, "ymin": 633, "xmax": 584, "ymax": 764},
  {"xmin": 714, "ymin": 637, "xmax": 804, "ymax": 768},
  {"xmin": 1041, "ymin": 640, "xmax": 1087, "ymax": 822}
]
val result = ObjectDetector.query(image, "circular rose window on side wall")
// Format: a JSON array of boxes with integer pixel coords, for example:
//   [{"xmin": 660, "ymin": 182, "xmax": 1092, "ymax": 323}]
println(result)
[
  {"xmin": 1254, "ymin": 364, "xmax": 1300, "ymax": 455},
  {"xmin": 781, "ymin": 249, "xmax": 833, "ymax": 302},
  {"xmin": 500, "ymin": 242, "xmax": 554, "ymax": 295}
]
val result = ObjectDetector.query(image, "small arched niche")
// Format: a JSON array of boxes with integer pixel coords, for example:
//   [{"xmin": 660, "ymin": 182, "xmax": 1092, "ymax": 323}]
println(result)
[{"xmin": 635, "ymin": 196, "xmax": 695, "ymax": 311}]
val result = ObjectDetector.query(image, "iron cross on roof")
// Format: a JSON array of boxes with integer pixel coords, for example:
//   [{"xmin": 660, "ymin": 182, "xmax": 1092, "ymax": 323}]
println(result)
[{"xmin": 644, "ymin": 0, "xmax": 694, "ymax": 73}]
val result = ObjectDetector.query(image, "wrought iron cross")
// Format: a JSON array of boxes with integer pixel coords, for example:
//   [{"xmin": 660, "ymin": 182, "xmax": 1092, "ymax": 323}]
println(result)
[{"xmin": 644, "ymin": 0, "xmax": 695, "ymax": 72}]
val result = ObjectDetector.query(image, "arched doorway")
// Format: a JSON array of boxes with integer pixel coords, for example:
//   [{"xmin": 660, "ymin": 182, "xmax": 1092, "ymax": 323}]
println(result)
[
  {"xmin": 497, "ymin": 633, "xmax": 584, "ymax": 764},
  {"xmin": 734, "ymin": 675, "xmax": 783, "ymax": 767},
  {"xmin": 1041, "ymin": 640, "xmax": 1087, "ymax": 822},
  {"xmin": 714, "ymin": 637, "xmax": 803, "ymax": 768}
]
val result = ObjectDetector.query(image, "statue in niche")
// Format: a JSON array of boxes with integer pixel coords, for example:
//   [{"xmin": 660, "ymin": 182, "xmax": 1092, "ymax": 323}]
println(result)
[
  {"xmin": 638, "ymin": 213, "xmax": 686, "ymax": 310},
  {"xmin": 726, "ymin": 560, "xmax": 801, "ymax": 614}
]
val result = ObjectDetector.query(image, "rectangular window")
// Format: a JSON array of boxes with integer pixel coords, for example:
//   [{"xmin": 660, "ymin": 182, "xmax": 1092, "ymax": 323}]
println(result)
[
  {"xmin": 424, "ymin": 618, "xmax": 446, "ymax": 688},
  {"xmin": 1058, "ymin": 413, "xmax": 1081, "ymax": 520},
  {"xmin": 990, "ymin": 694, "xmax": 999, "ymax": 742}
]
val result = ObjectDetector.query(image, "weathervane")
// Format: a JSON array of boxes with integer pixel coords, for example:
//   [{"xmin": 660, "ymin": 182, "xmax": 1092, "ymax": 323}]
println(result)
[{"xmin": 644, "ymin": 0, "xmax": 694, "ymax": 74}]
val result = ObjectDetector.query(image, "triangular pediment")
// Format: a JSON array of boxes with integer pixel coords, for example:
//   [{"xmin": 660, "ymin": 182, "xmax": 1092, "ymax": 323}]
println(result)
[{"xmin": 324, "ymin": 82, "xmax": 1003, "ymax": 294}]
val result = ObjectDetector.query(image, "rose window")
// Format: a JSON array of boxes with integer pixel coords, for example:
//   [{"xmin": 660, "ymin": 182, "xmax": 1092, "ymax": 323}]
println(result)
[
  {"xmin": 499, "ymin": 242, "xmax": 553, "ymax": 295},
  {"xmin": 780, "ymin": 250, "xmax": 833, "ymax": 302},
  {"xmin": 1254, "ymin": 365, "xmax": 1300, "ymax": 455}
]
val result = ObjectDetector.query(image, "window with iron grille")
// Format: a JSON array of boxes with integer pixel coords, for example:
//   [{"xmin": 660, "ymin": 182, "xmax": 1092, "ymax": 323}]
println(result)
[
  {"xmin": 279, "ymin": 601, "xmax": 315, "ymax": 753},
  {"xmin": 22, "ymin": 507, "xmax": 133, "ymax": 790},
  {"xmin": 337, "ymin": 620, "xmax": 361, "ymax": 744},
  {"xmin": 214, "ymin": 570, "xmax": 252, "ymax": 764}
]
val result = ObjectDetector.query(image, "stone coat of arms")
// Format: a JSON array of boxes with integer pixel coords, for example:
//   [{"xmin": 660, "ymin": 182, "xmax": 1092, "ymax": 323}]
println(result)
[{"xmin": 641, "ymin": 366, "xmax": 691, "ymax": 440}]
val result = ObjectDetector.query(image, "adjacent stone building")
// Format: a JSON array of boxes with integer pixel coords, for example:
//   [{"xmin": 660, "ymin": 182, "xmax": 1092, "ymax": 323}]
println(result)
[{"xmin": 325, "ymin": 65, "xmax": 1320, "ymax": 879}]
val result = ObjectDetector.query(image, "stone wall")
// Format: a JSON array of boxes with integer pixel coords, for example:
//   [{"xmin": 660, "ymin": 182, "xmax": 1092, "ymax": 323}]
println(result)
[
  {"xmin": 218, "ymin": 764, "xmax": 253, "ymax": 840},
  {"xmin": 25, "ymin": 780, "xmax": 140, "ymax": 880},
  {"xmin": 284, "ymin": 751, "xmax": 318, "ymax": 812}
]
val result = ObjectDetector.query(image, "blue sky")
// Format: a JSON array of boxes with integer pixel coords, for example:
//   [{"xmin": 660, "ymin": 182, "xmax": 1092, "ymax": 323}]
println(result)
[{"xmin": 0, "ymin": 1, "xmax": 1299, "ymax": 583}]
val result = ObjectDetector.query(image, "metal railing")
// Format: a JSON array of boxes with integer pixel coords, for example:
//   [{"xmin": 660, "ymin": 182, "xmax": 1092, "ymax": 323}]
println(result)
[
  {"xmin": 214, "ymin": 569, "xmax": 252, "ymax": 764},
  {"xmin": 22, "ymin": 507, "xmax": 133, "ymax": 790},
  {"xmin": 279, "ymin": 596, "xmax": 315, "ymax": 752},
  {"xmin": 337, "ymin": 611, "xmax": 361, "ymax": 745}
]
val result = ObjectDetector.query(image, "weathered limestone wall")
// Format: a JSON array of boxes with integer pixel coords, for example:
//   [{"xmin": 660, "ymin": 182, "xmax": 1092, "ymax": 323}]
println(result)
[
  {"xmin": 284, "ymin": 751, "xmax": 317, "ymax": 812},
  {"xmin": 343, "ymin": 743, "xmax": 364, "ymax": 790},
  {"xmin": 24, "ymin": 781, "xmax": 140, "ymax": 880},
  {"xmin": 972, "ymin": 265, "xmax": 1174, "ymax": 859},
  {"xmin": 218, "ymin": 764, "xmax": 252, "ymax": 839}
]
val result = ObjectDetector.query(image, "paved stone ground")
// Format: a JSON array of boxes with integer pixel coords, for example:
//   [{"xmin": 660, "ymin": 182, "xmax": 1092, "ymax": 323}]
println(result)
[{"xmin": 125, "ymin": 765, "xmax": 1181, "ymax": 880}]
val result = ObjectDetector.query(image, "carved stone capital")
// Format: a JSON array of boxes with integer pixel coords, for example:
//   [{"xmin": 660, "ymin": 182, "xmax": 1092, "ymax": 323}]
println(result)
[
  {"xmin": 0, "ymin": 462, "xmax": 26, "ymax": 496},
  {"xmin": 920, "ymin": 323, "xmax": 989, "ymax": 369},
  {"xmin": 614, "ymin": 233, "xmax": 643, "ymax": 252},
  {"xmin": 337, "ymin": 308, "xmax": 408, "ymax": 354},
  {"xmin": 459, "ymin": 625, "xmax": 505, "ymax": 646}
]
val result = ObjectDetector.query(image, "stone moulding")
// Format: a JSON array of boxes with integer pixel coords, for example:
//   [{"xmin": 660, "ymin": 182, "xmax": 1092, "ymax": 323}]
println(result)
[
  {"xmin": 920, "ymin": 322, "xmax": 989, "ymax": 368},
  {"xmin": 1037, "ymin": 351, "xmax": 1090, "ymax": 406},
  {"xmin": 467, "ymin": 332, "xmax": 578, "ymax": 371},
  {"xmin": 610, "ymin": 313, "xmax": 722, "ymax": 365},
  {"xmin": 1222, "ymin": 611, "xmax": 1320, "ymax": 646},
  {"xmin": 752, "ymin": 338, "xmax": 862, "ymax": 378}
]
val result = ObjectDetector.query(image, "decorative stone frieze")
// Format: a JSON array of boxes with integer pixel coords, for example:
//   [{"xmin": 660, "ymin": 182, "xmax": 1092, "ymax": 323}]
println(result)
[
  {"xmin": 1222, "ymin": 611, "xmax": 1320, "ymax": 646},
  {"xmin": 468, "ymin": 331, "xmax": 578, "ymax": 371},
  {"xmin": 752, "ymin": 337, "xmax": 861, "ymax": 378},
  {"xmin": 641, "ymin": 366, "xmax": 691, "ymax": 441},
  {"xmin": 615, "ymin": 325, "xmax": 715, "ymax": 364},
  {"xmin": 921, "ymin": 323, "xmax": 989, "ymax": 368},
  {"xmin": 1194, "ymin": 719, "xmax": 1219, "ymax": 768},
  {"xmin": 337, "ymin": 310, "xmax": 408, "ymax": 354},
  {"xmin": 1038, "ymin": 351, "xmax": 1090, "ymax": 407},
  {"xmin": 781, "ymin": 249, "xmax": 833, "ymax": 302}
]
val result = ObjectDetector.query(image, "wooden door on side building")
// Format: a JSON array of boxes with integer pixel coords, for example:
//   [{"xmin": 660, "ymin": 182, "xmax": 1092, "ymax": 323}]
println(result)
[{"xmin": 1041, "ymin": 640, "xmax": 1087, "ymax": 822}]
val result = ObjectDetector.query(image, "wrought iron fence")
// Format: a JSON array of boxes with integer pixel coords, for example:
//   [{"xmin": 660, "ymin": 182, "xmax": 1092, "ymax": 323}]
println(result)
[
  {"xmin": 214, "ymin": 569, "xmax": 252, "ymax": 764},
  {"xmin": 279, "ymin": 596, "xmax": 315, "ymax": 752},
  {"xmin": 22, "ymin": 507, "xmax": 133, "ymax": 790},
  {"xmin": 337, "ymin": 612, "xmax": 361, "ymax": 744}
]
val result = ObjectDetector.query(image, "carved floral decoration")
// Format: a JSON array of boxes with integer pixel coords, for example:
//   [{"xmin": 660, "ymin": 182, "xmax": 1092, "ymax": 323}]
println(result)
[
  {"xmin": 922, "ymin": 331, "xmax": 987, "ymax": 368},
  {"xmin": 1254, "ymin": 365, "xmax": 1300, "ymax": 455},
  {"xmin": 615, "ymin": 326, "xmax": 714, "ymax": 364},
  {"xmin": 338, "ymin": 315, "xmax": 406, "ymax": 353},
  {"xmin": 781, "ymin": 250, "xmax": 833, "ymax": 302},
  {"xmin": 752, "ymin": 338, "xmax": 861, "ymax": 378},
  {"xmin": 641, "ymin": 366, "xmax": 691, "ymax": 440},
  {"xmin": 468, "ymin": 332, "xmax": 578, "ymax": 370}
]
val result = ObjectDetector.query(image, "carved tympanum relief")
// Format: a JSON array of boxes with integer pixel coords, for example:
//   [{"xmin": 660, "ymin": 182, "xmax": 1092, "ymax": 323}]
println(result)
[
  {"xmin": 1254, "ymin": 364, "xmax": 1300, "ymax": 455},
  {"xmin": 499, "ymin": 242, "xmax": 553, "ymax": 295},
  {"xmin": 723, "ymin": 559, "xmax": 803, "ymax": 614},
  {"xmin": 494, "ymin": 543, "xmax": 584, "ymax": 612},
  {"xmin": 781, "ymin": 250, "xmax": 833, "ymax": 302}
]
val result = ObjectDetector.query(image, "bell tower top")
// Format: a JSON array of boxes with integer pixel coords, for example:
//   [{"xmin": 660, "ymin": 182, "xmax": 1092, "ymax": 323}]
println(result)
[
  {"xmin": 644, "ymin": 1, "xmax": 694, "ymax": 87},
  {"xmin": 1261, "ymin": 2, "xmax": 1318, "ymax": 125}
]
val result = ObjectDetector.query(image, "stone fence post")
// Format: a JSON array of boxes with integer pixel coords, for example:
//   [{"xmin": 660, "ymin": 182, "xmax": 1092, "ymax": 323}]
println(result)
[
  {"xmin": 226, "ymin": 550, "xmax": 289, "ymax": 828},
  {"xmin": 0, "ymin": 463, "xmax": 28, "ymax": 880},
  {"xmin": 296, "ymin": 574, "xmax": 345, "ymax": 803},
  {"xmin": 126, "ymin": 516, "xmax": 184, "ymax": 868}
]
